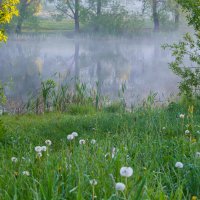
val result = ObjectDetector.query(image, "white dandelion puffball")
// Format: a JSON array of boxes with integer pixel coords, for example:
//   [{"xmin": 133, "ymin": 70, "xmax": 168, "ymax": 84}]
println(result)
[
  {"xmin": 22, "ymin": 171, "xmax": 30, "ymax": 176},
  {"xmin": 11, "ymin": 157, "xmax": 18, "ymax": 163},
  {"xmin": 79, "ymin": 139, "xmax": 86, "ymax": 145},
  {"xmin": 41, "ymin": 146, "xmax": 47, "ymax": 152},
  {"xmin": 185, "ymin": 130, "xmax": 190, "ymax": 134},
  {"xmin": 35, "ymin": 146, "xmax": 42, "ymax": 153},
  {"xmin": 45, "ymin": 140, "xmax": 52, "ymax": 146},
  {"xmin": 179, "ymin": 114, "xmax": 185, "ymax": 119},
  {"xmin": 115, "ymin": 182, "xmax": 126, "ymax": 191},
  {"xmin": 120, "ymin": 167, "xmax": 133, "ymax": 177},
  {"xmin": 196, "ymin": 152, "xmax": 200, "ymax": 158},
  {"xmin": 67, "ymin": 134, "xmax": 74, "ymax": 141},
  {"xmin": 89, "ymin": 179, "xmax": 98, "ymax": 186},
  {"xmin": 37, "ymin": 152, "xmax": 42, "ymax": 158},
  {"xmin": 175, "ymin": 162, "xmax": 184, "ymax": 168},
  {"xmin": 72, "ymin": 132, "xmax": 78, "ymax": 137},
  {"xmin": 91, "ymin": 139, "xmax": 96, "ymax": 144}
]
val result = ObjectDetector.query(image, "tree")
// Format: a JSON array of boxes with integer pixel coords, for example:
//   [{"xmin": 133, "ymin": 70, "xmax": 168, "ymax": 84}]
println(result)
[
  {"xmin": 141, "ymin": 0, "xmax": 160, "ymax": 31},
  {"xmin": 142, "ymin": 0, "xmax": 180, "ymax": 31},
  {"xmin": 56, "ymin": 0, "xmax": 81, "ymax": 33},
  {"xmin": 15, "ymin": 0, "xmax": 41, "ymax": 33},
  {"xmin": 164, "ymin": 0, "xmax": 200, "ymax": 100},
  {"xmin": 86, "ymin": 0, "xmax": 108, "ymax": 31},
  {"xmin": 176, "ymin": 0, "xmax": 200, "ymax": 31},
  {"xmin": 0, "ymin": 0, "xmax": 19, "ymax": 41}
]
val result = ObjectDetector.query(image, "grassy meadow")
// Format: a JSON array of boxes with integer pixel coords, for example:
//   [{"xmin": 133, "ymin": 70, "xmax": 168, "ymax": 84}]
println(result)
[{"xmin": 0, "ymin": 102, "xmax": 200, "ymax": 200}]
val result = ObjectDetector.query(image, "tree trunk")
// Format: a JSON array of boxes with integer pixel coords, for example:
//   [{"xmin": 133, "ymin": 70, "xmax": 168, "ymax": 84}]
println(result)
[
  {"xmin": 15, "ymin": 18, "xmax": 23, "ymax": 34},
  {"xmin": 74, "ymin": 0, "xmax": 80, "ymax": 33},
  {"xmin": 97, "ymin": 0, "xmax": 101, "ymax": 16},
  {"xmin": 175, "ymin": 5, "xmax": 179, "ymax": 26},
  {"xmin": 15, "ymin": 1, "xmax": 27, "ymax": 34},
  {"xmin": 152, "ymin": 0, "xmax": 159, "ymax": 32},
  {"xmin": 94, "ymin": 0, "xmax": 102, "ymax": 32}
]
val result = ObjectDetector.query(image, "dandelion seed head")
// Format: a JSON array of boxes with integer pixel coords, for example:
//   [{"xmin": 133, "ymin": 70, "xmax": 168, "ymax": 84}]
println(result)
[
  {"xmin": 45, "ymin": 140, "xmax": 52, "ymax": 146},
  {"xmin": 89, "ymin": 179, "xmax": 97, "ymax": 186},
  {"xmin": 175, "ymin": 162, "xmax": 183, "ymax": 168},
  {"xmin": 35, "ymin": 146, "xmax": 42, "ymax": 153},
  {"xmin": 41, "ymin": 146, "xmax": 47, "ymax": 152},
  {"xmin": 115, "ymin": 182, "xmax": 126, "ymax": 191},
  {"xmin": 79, "ymin": 139, "xmax": 86, "ymax": 145},
  {"xmin": 67, "ymin": 134, "xmax": 74, "ymax": 141},
  {"xmin": 196, "ymin": 152, "xmax": 200, "ymax": 158},
  {"xmin": 37, "ymin": 152, "xmax": 42, "ymax": 158},
  {"xmin": 179, "ymin": 114, "xmax": 185, "ymax": 119},
  {"xmin": 185, "ymin": 130, "xmax": 190, "ymax": 134},
  {"xmin": 11, "ymin": 157, "xmax": 18, "ymax": 163},
  {"xmin": 71, "ymin": 132, "xmax": 78, "ymax": 137},
  {"xmin": 120, "ymin": 167, "xmax": 133, "ymax": 177},
  {"xmin": 91, "ymin": 139, "xmax": 96, "ymax": 144}
]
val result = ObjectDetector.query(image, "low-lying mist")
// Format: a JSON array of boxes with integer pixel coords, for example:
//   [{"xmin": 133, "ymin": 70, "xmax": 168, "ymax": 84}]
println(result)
[{"xmin": 0, "ymin": 32, "xmax": 183, "ymax": 109}]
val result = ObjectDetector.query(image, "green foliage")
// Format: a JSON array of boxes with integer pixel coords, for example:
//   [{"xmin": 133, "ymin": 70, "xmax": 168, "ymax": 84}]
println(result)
[
  {"xmin": 164, "ymin": 33, "xmax": 200, "ymax": 99},
  {"xmin": 164, "ymin": 0, "xmax": 200, "ymax": 100},
  {"xmin": 0, "ymin": 82, "xmax": 6, "ymax": 105},
  {"xmin": 0, "ymin": 119, "xmax": 6, "ymax": 141},
  {"xmin": 83, "ymin": 5, "xmax": 145, "ymax": 34},
  {"xmin": 0, "ymin": 0, "xmax": 19, "ymax": 41},
  {"xmin": 67, "ymin": 104, "xmax": 96, "ymax": 115},
  {"xmin": 176, "ymin": 0, "xmax": 200, "ymax": 31},
  {"xmin": 103, "ymin": 102, "xmax": 125, "ymax": 113}
]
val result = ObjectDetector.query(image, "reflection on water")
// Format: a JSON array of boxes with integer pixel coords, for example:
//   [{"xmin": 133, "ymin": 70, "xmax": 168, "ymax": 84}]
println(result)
[{"xmin": 0, "ymin": 34, "xmax": 180, "ymax": 106}]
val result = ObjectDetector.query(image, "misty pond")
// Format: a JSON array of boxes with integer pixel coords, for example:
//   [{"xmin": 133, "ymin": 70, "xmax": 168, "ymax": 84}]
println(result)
[{"xmin": 0, "ymin": 33, "xmax": 182, "ymax": 108}]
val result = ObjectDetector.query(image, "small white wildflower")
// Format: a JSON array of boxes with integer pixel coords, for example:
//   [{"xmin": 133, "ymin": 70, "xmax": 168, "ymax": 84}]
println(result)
[
  {"xmin": 89, "ymin": 179, "xmax": 98, "ymax": 186},
  {"xmin": 35, "ymin": 146, "xmax": 42, "ymax": 153},
  {"xmin": 162, "ymin": 127, "xmax": 166, "ymax": 130},
  {"xmin": 175, "ymin": 162, "xmax": 184, "ymax": 168},
  {"xmin": 37, "ymin": 152, "xmax": 42, "ymax": 158},
  {"xmin": 22, "ymin": 171, "xmax": 30, "ymax": 176},
  {"xmin": 185, "ymin": 130, "xmax": 190, "ymax": 134},
  {"xmin": 45, "ymin": 140, "xmax": 52, "ymax": 146},
  {"xmin": 79, "ymin": 139, "xmax": 86, "ymax": 145},
  {"xmin": 41, "ymin": 146, "xmax": 47, "ymax": 152},
  {"xmin": 115, "ymin": 182, "xmax": 126, "ymax": 191},
  {"xmin": 120, "ymin": 167, "xmax": 133, "ymax": 177},
  {"xmin": 91, "ymin": 139, "xmax": 96, "ymax": 144},
  {"xmin": 67, "ymin": 134, "xmax": 74, "ymax": 141},
  {"xmin": 11, "ymin": 157, "xmax": 18, "ymax": 163},
  {"xmin": 71, "ymin": 132, "xmax": 78, "ymax": 137},
  {"xmin": 196, "ymin": 152, "xmax": 200, "ymax": 158},
  {"xmin": 179, "ymin": 114, "xmax": 185, "ymax": 119}
]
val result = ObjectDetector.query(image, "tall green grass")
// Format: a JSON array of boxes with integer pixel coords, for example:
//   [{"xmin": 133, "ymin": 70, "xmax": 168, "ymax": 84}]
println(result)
[{"xmin": 0, "ymin": 102, "xmax": 200, "ymax": 199}]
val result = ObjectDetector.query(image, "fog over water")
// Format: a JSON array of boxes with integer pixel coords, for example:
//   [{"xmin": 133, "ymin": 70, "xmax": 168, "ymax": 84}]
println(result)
[{"xmin": 0, "ymin": 33, "xmax": 183, "ymax": 106}]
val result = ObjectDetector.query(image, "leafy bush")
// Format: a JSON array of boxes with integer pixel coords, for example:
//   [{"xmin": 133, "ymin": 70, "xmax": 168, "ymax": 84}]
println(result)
[
  {"xmin": 67, "ymin": 104, "xmax": 96, "ymax": 115},
  {"xmin": 164, "ymin": 0, "xmax": 200, "ymax": 100}
]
